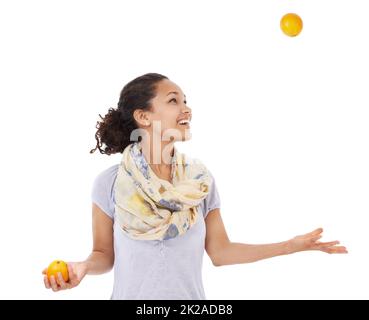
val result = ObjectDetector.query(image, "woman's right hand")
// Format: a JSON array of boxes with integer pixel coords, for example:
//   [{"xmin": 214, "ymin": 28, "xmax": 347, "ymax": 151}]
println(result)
[{"xmin": 42, "ymin": 261, "xmax": 88, "ymax": 292}]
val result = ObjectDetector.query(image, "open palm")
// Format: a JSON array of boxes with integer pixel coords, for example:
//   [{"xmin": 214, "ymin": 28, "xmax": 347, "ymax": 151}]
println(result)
[{"xmin": 288, "ymin": 228, "xmax": 348, "ymax": 254}]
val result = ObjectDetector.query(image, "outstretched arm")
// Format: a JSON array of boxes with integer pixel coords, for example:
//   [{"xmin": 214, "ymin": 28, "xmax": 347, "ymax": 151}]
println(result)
[{"xmin": 204, "ymin": 208, "xmax": 348, "ymax": 267}]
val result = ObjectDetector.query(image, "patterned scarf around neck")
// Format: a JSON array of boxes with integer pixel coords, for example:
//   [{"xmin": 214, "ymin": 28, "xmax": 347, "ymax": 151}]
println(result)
[{"xmin": 114, "ymin": 141, "xmax": 212, "ymax": 241}]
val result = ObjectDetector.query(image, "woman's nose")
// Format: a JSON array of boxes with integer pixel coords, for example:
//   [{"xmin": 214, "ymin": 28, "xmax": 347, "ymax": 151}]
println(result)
[{"xmin": 182, "ymin": 105, "xmax": 191, "ymax": 114}]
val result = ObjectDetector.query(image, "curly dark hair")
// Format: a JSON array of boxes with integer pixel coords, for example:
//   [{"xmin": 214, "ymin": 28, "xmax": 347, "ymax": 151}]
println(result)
[{"xmin": 89, "ymin": 73, "xmax": 168, "ymax": 155}]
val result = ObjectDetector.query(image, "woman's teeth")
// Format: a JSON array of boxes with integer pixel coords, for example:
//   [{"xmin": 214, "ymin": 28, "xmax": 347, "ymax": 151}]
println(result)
[{"xmin": 178, "ymin": 120, "xmax": 190, "ymax": 125}]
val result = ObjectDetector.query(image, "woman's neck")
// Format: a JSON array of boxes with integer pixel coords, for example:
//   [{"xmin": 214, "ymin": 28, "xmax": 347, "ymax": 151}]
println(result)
[{"xmin": 140, "ymin": 139, "xmax": 175, "ymax": 178}]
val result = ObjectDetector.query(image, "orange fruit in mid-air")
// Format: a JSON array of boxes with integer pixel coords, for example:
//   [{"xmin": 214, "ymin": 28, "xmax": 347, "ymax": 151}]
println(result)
[
  {"xmin": 47, "ymin": 260, "xmax": 69, "ymax": 284},
  {"xmin": 280, "ymin": 13, "xmax": 303, "ymax": 37}
]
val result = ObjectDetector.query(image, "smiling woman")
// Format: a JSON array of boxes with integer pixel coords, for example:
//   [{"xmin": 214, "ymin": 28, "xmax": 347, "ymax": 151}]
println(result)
[{"xmin": 42, "ymin": 73, "xmax": 348, "ymax": 299}]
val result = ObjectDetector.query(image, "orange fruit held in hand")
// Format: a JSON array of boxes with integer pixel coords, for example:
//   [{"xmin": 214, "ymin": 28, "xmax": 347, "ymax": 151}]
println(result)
[
  {"xmin": 280, "ymin": 13, "xmax": 303, "ymax": 37},
  {"xmin": 47, "ymin": 260, "xmax": 69, "ymax": 284}
]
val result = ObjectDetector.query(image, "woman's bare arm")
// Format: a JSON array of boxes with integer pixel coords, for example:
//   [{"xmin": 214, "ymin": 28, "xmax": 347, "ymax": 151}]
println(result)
[
  {"xmin": 85, "ymin": 203, "xmax": 115, "ymax": 274},
  {"xmin": 204, "ymin": 209, "xmax": 348, "ymax": 267}
]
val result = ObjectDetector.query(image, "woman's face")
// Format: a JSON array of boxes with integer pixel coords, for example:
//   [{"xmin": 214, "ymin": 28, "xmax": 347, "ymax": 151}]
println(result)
[{"xmin": 143, "ymin": 79, "xmax": 192, "ymax": 142}]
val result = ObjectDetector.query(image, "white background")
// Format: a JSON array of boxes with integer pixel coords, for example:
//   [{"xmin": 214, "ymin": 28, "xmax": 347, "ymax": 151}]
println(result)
[{"xmin": 0, "ymin": 0, "xmax": 368, "ymax": 299}]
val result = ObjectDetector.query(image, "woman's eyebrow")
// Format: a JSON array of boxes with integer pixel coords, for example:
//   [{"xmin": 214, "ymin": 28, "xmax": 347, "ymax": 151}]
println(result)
[{"xmin": 167, "ymin": 91, "xmax": 186, "ymax": 98}]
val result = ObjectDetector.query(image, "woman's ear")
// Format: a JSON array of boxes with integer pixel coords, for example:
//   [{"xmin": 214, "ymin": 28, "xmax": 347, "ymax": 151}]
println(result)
[{"xmin": 133, "ymin": 109, "xmax": 151, "ymax": 127}]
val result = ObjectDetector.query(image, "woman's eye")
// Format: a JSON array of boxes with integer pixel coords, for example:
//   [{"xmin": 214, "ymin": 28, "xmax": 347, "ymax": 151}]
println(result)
[{"xmin": 169, "ymin": 98, "xmax": 187, "ymax": 104}]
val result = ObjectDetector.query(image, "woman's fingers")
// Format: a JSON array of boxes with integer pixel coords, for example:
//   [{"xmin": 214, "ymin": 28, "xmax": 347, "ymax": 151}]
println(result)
[
  {"xmin": 316, "ymin": 240, "xmax": 340, "ymax": 247},
  {"xmin": 57, "ymin": 272, "xmax": 68, "ymax": 290},
  {"xmin": 49, "ymin": 275, "xmax": 59, "ymax": 292},
  {"xmin": 67, "ymin": 263, "xmax": 75, "ymax": 278},
  {"xmin": 44, "ymin": 273, "xmax": 70, "ymax": 291},
  {"xmin": 43, "ymin": 275, "xmax": 51, "ymax": 289},
  {"xmin": 307, "ymin": 228, "xmax": 323, "ymax": 236},
  {"xmin": 315, "ymin": 238, "xmax": 348, "ymax": 253},
  {"xmin": 320, "ymin": 246, "xmax": 348, "ymax": 254},
  {"xmin": 67, "ymin": 263, "xmax": 79, "ymax": 286},
  {"xmin": 42, "ymin": 268, "xmax": 47, "ymax": 275}
]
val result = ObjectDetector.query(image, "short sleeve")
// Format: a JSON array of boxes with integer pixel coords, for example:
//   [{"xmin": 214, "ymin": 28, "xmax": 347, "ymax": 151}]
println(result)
[
  {"xmin": 203, "ymin": 170, "xmax": 221, "ymax": 219},
  {"xmin": 91, "ymin": 165, "xmax": 119, "ymax": 220}
]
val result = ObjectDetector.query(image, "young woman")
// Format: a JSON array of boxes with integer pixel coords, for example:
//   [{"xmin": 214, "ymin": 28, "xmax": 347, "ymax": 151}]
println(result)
[{"xmin": 42, "ymin": 73, "xmax": 348, "ymax": 299}]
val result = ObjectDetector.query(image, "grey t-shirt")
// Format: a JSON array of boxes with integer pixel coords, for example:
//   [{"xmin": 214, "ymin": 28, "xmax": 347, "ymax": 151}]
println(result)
[{"xmin": 91, "ymin": 164, "xmax": 221, "ymax": 300}]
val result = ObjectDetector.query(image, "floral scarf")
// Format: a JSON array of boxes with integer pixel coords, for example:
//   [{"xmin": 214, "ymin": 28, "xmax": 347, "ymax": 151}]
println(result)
[{"xmin": 114, "ymin": 141, "xmax": 212, "ymax": 241}]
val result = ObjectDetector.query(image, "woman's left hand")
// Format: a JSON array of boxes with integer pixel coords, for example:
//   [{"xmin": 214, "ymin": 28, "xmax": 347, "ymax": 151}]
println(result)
[{"xmin": 287, "ymin": 228, "xmax": 348, "ymax": 254}]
